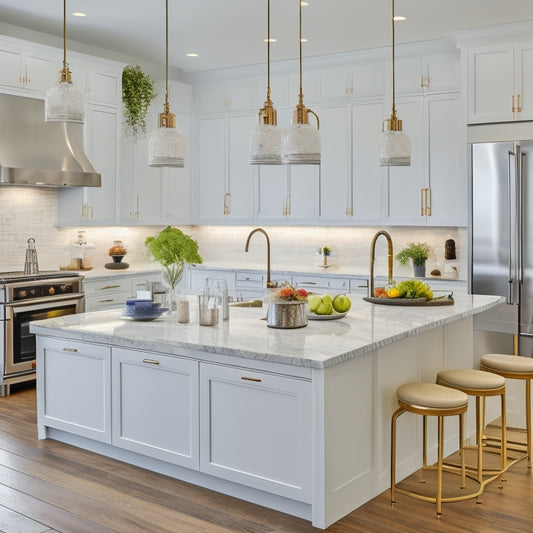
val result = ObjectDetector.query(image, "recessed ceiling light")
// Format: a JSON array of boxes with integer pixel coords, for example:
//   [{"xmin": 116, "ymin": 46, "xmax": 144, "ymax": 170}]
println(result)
[
  {"xmin": 393, "ymin": 15, "xmax": 407, "ymax": 21},
  {"xmin": 300, "ymin": 38, "xmax": 308, "ymax": 43},
  {"xmin": 264, "ymin": 38, "xmax": 277, "ymax": 43},
  {"xmin": 301, "ymin": 1, "xmax": 309, "ymax": 6},
  {"xmin": 186, "ymin": 53, "xmax": 198, "ymax": 57},
  {"xmin": 72, "ymin": 12, "xmax": 87, "ymax": 17}
]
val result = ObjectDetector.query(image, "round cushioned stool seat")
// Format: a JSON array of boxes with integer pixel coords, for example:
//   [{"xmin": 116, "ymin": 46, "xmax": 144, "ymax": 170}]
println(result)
[
  {"xmin": 481, "ymin": 354, "xmax": 533, "ymax": 375},
  {"xmin": 437, "ymin": 369, "xmax": 505, "ymax": 391},
  {"xmin": 397, "ymin": 383, "xmax": 468, "ymax": 410}
]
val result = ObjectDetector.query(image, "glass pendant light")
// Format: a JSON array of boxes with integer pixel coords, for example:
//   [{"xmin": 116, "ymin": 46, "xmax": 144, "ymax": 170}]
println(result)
[
  {"xmin": 281, "ymin": 0, "xmax": 320, "ymax": 165},
  {"xmin": 378, "ymin": 0, "xmax": 411, "ymax": 166},
  {"xmin": 148, "ymin": 0, "xmax": 185, "ymax": 168},
  {"xmin": 45, "ymin": 0, "xmax": 84, "ymax": 123},
  {"xmin": 249, "ymin": 0, "xmax": 282, "ymax": 165}
]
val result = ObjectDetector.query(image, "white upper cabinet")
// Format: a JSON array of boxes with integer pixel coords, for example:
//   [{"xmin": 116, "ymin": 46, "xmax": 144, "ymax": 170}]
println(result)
[
  {"xmin": 196, "ymin": 113, "xmax": 255, "ymax": 223},
  {"xmin": 195, "ymin": 78, "xmax": 257, "ymax": 114},
  {"xmin": 383, "ymin": 97, "xmax": 426, "ymax": 224},
  {"xmin": 0, "ymin": 37, "xmax": 56, "ymax": 95},
  {"xmin": 351, "ymin": 101, "xmax": 385, "ymax": 223},
  {"xmin": 394, "ymin": 51, "xmax": 460, "ymax": 96},
  {"xmin": 465, "ymin": 40, "xmax": 533, "ymax": 124},
  {"xmin": 317, "ymin": 61, "xmax": 384, "ymax": 102}
]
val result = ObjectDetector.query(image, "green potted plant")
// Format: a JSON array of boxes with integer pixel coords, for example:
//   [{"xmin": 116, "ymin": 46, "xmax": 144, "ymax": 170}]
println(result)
[
  {"xmin": 395, "ymin": 242, "xmax": 431, "ymax": 278},
  {"xmin": 122, "ymin": 65, "xmax": 156, "ymax": 136},
  {"xmin": 145, "ymin": 226, "xmax": 203, "ymax": 308}
]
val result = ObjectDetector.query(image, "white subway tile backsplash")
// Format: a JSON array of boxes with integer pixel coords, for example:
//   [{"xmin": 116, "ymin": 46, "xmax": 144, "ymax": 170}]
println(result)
[{"xmin": 0, "ymin": 187, "xmax": 466, "ymax": 279}]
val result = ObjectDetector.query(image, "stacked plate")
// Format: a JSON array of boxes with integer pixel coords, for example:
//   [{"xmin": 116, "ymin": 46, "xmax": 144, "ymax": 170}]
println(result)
[{"xmin": 121, "ymin": 299, "xmax": 168, "ymax": 321}]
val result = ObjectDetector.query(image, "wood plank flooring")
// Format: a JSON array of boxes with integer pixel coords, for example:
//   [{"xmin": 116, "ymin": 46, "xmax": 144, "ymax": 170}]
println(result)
[{"xmin": 0, "ymin": 382, "xmax": 533, "ymax": 532}]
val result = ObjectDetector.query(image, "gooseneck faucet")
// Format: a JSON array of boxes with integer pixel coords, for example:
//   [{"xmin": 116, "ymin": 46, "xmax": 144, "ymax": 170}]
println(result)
[
  {"xmin": 244, "ymin": 228, "xmax": 275, "ymax": 288},
  {"xmin": 369, "ymin": 230, "xmax": 394, "ymax": 297}
]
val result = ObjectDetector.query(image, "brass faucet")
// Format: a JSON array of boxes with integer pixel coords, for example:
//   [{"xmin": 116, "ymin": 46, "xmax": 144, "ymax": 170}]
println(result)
[
  {"xmin": 369, "ymin": 230, "xmax": 394, "ymax": 297},
  {"xmin": 244, "ymin": 228, "xmax": 275, "ymax": 288}
]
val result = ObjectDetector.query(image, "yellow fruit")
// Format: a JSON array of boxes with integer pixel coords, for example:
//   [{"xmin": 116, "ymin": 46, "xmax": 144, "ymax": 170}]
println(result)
[{"xmin": 387, "ymin": 288, "xmax": 400, "ymax": 298}]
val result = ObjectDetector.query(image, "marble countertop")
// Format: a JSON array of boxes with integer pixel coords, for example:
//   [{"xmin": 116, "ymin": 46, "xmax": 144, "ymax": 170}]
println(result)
[{"xmin": 31, "ymin": 293, "xmax": 503, "ymax": 370}]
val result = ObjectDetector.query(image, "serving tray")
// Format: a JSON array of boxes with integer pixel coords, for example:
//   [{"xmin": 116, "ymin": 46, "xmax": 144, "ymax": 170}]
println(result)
[{"xmin": 363, "ymin": 295, "xmax": 454, "ymax": 306}]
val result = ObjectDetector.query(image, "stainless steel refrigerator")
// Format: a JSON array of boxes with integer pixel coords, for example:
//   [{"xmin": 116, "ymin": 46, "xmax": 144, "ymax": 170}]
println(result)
[{"xmin": 470, "ymin": 141, "xmax": 533, "ymax": 357}]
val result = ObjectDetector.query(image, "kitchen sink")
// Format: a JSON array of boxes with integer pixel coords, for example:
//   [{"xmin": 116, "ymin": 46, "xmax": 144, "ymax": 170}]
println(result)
[{"xmin": 229, "ymin": 299, "xmax": 263, "ymax": 308}]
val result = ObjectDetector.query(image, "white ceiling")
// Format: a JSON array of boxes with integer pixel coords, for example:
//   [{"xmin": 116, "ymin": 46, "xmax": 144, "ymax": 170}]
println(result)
[{"xmin": 1, "ymin": 1, "xmax": 533, "ymax": 73}]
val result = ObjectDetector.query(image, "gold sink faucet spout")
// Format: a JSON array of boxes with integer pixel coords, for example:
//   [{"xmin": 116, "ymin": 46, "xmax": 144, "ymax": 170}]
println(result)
[
  {"xmin": 369, "ymin": 230, "xmax": 394, "ymax": 297},
  {"xmin": 244, "ymin": 228, "xmax": 275, "ymax": 288}
]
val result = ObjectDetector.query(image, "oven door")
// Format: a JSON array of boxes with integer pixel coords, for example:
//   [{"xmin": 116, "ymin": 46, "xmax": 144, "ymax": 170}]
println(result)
[{"xmin": 4, "ymin": 296, "xmax": 84, "ymax": 377}]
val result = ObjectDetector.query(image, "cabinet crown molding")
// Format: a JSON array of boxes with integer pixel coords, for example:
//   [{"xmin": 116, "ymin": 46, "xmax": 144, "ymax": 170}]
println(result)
[{"xmin": 451, "ymin": 20, "xmax": 533, "ymax": 48}]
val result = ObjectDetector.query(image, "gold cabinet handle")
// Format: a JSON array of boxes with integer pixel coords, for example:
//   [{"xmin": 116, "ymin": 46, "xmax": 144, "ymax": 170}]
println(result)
[
  {"xmin": 512, "ymin": 94, "xmax": 516, "ymax": 113},
  {"xmin": 101, "ymin": 285, "xmax": 121, "ymax": 290},
  {"xmin": 63, "ymin": 347, "xmax": 78, "ymax": 352},
  {"xmin": 425, "ymin": 188, "xmax": 431, "ymax": 216},
  {"xmin": 241, "ymin": 376, "xmax": 262, "ymax": 382},
  {"xmin": 518, "ymin": 94, "xmax": 522, "ymax": 113},
  {"xmin": 98, "ymin": 299, "xmax": 115, "ymax": 303},
  {"xmin": 142, "ymin": 359, "xmax": 160, "ymax": 365},
  {"xmin": 420, "ymin": 188, "xmax": 425, "ymax": 216},
  {"xmin": 223, "ymin": 193, "xmax": 231, "ymax": 215},
  {"xmin": 420, "ymin": 76, "xmax": 425, "ymax": 88},
  {"xmin": 282, "ymin": 195, "xmax": 291, "ymax": 216},
  {"xmin": 346, "ymin": 206, "xmax": 353, "ymax": 216}
]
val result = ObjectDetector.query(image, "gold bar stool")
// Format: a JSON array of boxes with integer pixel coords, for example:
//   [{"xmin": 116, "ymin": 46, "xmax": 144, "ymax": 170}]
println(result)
[
  {"xmin": 436, "ymin": 369, "xmax": 507, "ymax": 485},
  {"xmin": 480, "ymin": 353, "xmax": 533, "ymax": 468},
  {"xmin": 391, "ymin": 382, "xmax": 470, "ymax": 516}
]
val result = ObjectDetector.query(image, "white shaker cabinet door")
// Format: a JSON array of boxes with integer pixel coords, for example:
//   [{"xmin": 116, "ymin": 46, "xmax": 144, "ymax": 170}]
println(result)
[
  {"xmin": 112, "ymin": 348, "xmax": 199, "ymax": 469},
  {"xmin": 467, "ymin": 45, "xmax": 515, "ymax": 124},
  {"xmin": 199, "ymin": 362, "xmax": 312, "ymax": 503},
  {"xmin": 36, "ymin": 337, "xmax": 111, "ymax": 443},
  {"xmin": 197, "ymin": 116, "xmax": 226, "ymax": 221}
]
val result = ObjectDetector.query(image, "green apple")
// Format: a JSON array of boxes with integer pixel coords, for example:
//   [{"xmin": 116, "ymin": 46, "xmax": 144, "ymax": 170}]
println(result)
[
  {"xmin": 316, "ymin": 300, "xmax": 333, "ymax": 315},
  {"xmin": 333, "ymin": 294, "xmax": 351, "ymax": 313},
  {"xmin": 308, "ymin": 295, "xmax": 322, "ymax": 313},
  {"xmin": 322, "ymin": 294, "xmax": 333, "ymax": 305}
]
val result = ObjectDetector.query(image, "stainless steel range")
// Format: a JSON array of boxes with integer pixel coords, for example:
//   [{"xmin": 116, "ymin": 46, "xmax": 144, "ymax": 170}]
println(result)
[{"xmin": 0, "ymin": 271, "xmax": 84, "ymax": 396}]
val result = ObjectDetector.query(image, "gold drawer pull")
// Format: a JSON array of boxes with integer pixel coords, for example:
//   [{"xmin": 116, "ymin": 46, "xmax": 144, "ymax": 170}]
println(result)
[
  {"xmin": 98, "ymin": 299, "xmax": 115, "ymax": 303},
  {"xmin": 63, "ymin": 347, "xmax": 78, "ymax": 352},
  {"xmin": 241, "ymin": 376, "xmax": 262, "ymax": 383},
  {"xmin": 142, "ymin": 359, "xmax": 160, "ymax": 365},
  {"xmin": 101, "ymin": 285, "xmax": 121, "ymax": 290}
]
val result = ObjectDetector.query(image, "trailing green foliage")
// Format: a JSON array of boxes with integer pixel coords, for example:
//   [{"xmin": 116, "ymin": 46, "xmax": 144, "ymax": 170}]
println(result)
[
  {"xmin": 145, "ymin": 226, "xmax": 203, "ymax": 289},
  {"xmin": 122, "ymin": 65, "xmax": 156, "ymax": 136},
  {"xmin": 395, "ymin": 242, "xmax": 431, "ymax": 266}
]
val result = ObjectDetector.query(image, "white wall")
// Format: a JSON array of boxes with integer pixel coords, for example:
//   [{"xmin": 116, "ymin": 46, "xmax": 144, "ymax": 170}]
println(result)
[{"xmin": 0, "ymin": 187, "xmax": 466, "ymax": 279}]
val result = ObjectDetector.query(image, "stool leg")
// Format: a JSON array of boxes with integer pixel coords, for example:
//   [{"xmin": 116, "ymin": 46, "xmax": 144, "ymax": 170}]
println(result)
[
  {"xmin": 437, "ymin": 415, "xmax": 443, "ymax": 516},
  {"xmin": 391, "ymin": 408, "xmax": 403, "ymax": 505},
  {"xmin": 500, "ymin": 389, "xmax": 507, "ymax": 472},
  {"xmin": 476, "ymin": 396, "xmax": 483, "ymax": 483},
  {"xmin": 459, "ymin": 412, "xmax": 466, "ymax": 489},
  {"xmin": 423, "ymin": 415, "xmax": 428, "ymax": 467},
  {"xmin": 527, "ymin": 380, "xmax": 531, "ymax": 468}
]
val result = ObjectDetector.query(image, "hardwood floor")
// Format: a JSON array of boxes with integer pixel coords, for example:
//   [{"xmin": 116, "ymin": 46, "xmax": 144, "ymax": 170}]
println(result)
[{"xmin": 0, "ymin": 383, "xmax": 532, "ymax": 532}]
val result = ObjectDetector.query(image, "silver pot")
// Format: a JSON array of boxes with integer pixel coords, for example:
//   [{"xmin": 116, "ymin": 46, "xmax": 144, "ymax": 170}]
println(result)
[{"xmin": 266, "ymin": 301, "xmax": 308, "ymax": 329}]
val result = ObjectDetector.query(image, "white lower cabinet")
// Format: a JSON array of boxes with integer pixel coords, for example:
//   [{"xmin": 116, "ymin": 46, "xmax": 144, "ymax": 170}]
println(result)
[
  {"xmin": 112, "ymin": 348, "xmax": 199, "ymax": 468},
  {"xmin": 199, "ymin": 362, "xmax": 312, "ymax": 503},
  {"xmin": 36, "ymin": 337, "xmax": 111, "ymax": 443}
]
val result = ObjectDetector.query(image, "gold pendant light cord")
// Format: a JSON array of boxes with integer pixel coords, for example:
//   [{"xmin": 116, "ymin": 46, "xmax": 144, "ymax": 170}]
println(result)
[
  {"xmin": 391, "ymin": 0, "xmax": 396, "ymax": 117},
  {"xmin": 165, "ymin": 0, "xmax": 169, "ymax": 110},
  {"xmin": 159, "ymin": 0, "xmax": 175, "ymax": 128},
  {"xmin": 267, "ymin": 0, "xmax": 271, "ymax": 97},
  {"xmin": 298, "ymin": 0, "xmax": 303, "ymax": 106},
  {"xmin": 63, "ymin": 0, "xmax": 67, "ymax": 70}
]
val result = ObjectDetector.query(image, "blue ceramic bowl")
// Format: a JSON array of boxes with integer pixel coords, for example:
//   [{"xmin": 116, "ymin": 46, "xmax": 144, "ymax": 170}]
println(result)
[{"xmin": 124, "ymin": 299, "xmax": 162, "ymax": 316}]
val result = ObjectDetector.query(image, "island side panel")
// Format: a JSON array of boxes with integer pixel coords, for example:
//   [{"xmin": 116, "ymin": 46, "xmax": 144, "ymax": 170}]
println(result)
[{"xmin": 315, "ymin": 316, "xmax": 477, "ymax": 528}]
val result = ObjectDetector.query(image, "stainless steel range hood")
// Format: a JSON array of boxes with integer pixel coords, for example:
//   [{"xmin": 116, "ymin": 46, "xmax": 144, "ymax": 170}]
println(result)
[{"xmin": 0, "ymin": 93, "xmax": 101, "ymax": 187}]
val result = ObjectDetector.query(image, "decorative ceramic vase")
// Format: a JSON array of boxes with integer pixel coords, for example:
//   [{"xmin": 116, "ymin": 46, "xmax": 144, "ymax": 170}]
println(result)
[
  {"xmin": 413, "ymin": 264, "xmax": 426, "ymax": 278},
  {"xmin": 266, "ymin": 301, "xmax": 308, "ymax": 329}
]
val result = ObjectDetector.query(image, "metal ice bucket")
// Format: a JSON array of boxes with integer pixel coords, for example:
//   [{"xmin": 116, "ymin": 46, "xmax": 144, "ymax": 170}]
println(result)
[{"xmin": 266, "ymin": 302, "xmax": 308, "ymax": 329}]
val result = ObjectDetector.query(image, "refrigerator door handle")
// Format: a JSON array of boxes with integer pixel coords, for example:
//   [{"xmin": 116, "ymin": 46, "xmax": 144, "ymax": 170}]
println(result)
[
  {"xmin": 508, "ymin": 150, "xmax": 516, "ymax": 305},
  {"xmin": 518, "ymin": 151, "xmax": 525, "ymax": 292}
]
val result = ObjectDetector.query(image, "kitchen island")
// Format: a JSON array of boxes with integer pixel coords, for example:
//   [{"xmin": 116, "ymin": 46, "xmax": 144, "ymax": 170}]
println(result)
[{"xmin": 31, "ymin": 293, "xmax": 503, "ymax": 529}]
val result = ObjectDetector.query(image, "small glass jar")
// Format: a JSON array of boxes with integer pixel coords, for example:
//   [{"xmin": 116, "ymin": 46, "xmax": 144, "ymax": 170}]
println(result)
[{"xmin": 109, "ymin": 240, "xmax": 126, "ymax": 256}]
